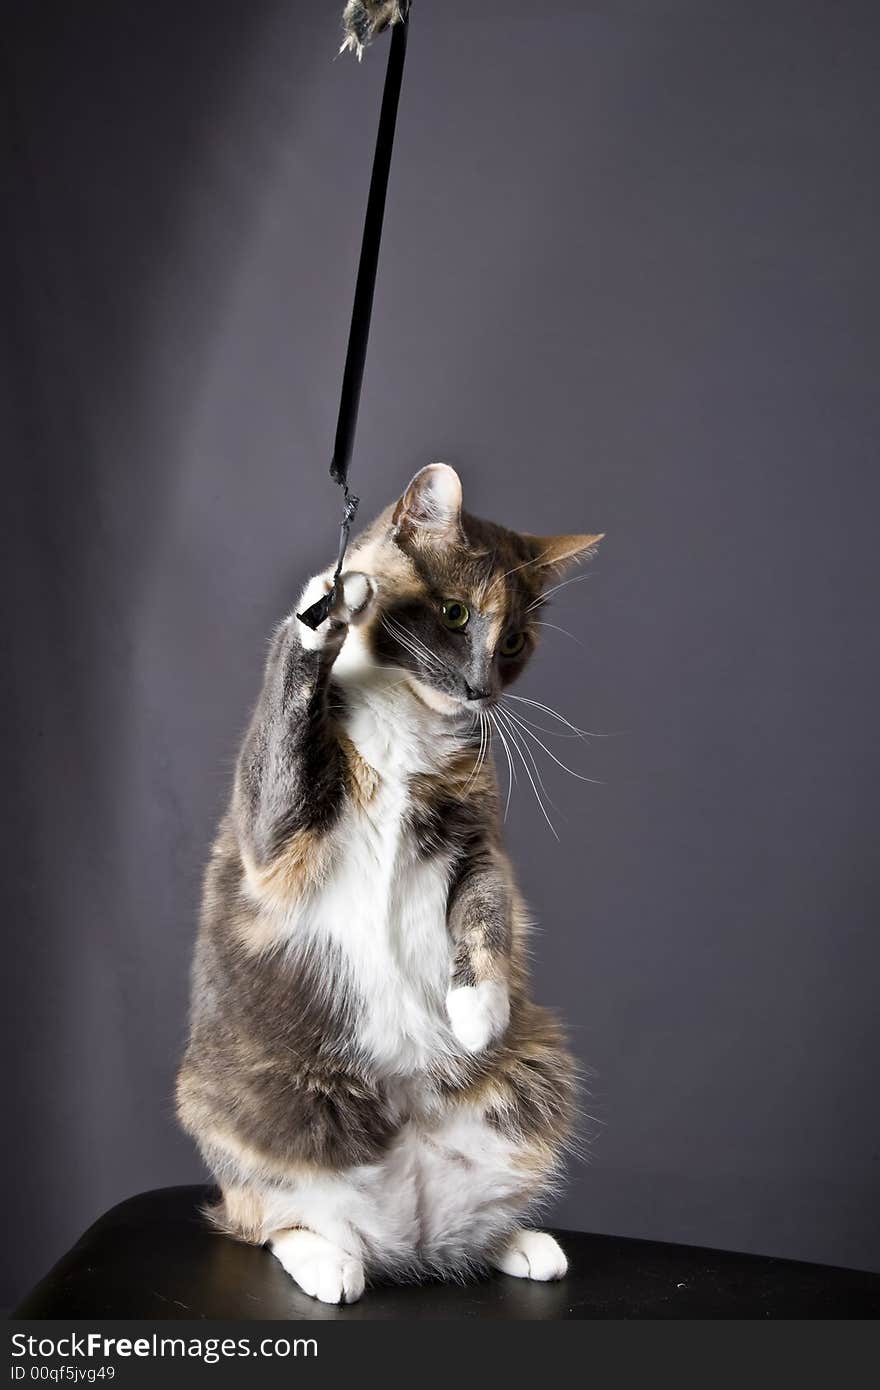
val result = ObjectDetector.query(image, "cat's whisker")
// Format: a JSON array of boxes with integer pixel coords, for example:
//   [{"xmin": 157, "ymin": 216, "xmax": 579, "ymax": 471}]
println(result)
[
  {"xmin": 495, "ymin": 706, "xmax": 556, "ymax": 808},
  {"xmin": 503, "ymin": 692, "xmax": 591, "ymax": 739},
  {"xmin": 370, "ymin": 669, "xmax": 417, "ymax": 692},
  {"xmin": 387, "ymin": 616, "xmax": 437, "ymax": 663},
  {"xmin": 460, "ymin": 711, "xmax": 482, "ymax": 790},
  {"xmin": 532, "ymin": 620, "xmax": 583, "ymax": 647},
  {"xmin": 382, "ymin": 614, "xmax": 450, "ymax": 678},
  {"xmin": 499, "ymin": 546, "xmax": 551, "ymax": 581},
  {"xmin": 493, "ymin": 706, "xmax": 558, "ymax": 839},
  {"xmin": 526, "ymin": 570, "xmax": 593, "ymax": 611},
  {"xmin": 460, "ymin": 710, "xmax": 488, "ymax": 798},
  {"xmin": 384, "ymin": 612, "xmax": 440, "ymax": 663},
  {"xmin": 502, "ymin": 708, "xmax": 587, "ymax": 739},
  {"xmin": 488, "ymin": 709, "xmax": 515, "ymax": 822},
  {"xmin": 501, "ymin": 721, "xmax": 558, "ymax": 841},
  {"xmin": 381, "ymin": 623, "xmax": 418, "ymax": 666},
  {"xmin": 382, "ymin": 615, "xmax": 443, "ymax": 674},
  {"xmin": 381, "ymin": 613, "xmax": 425, "ymax": 659},
  {"xmin": 501, "ymin": 707, "xmax": 605, "ymax": 785}
]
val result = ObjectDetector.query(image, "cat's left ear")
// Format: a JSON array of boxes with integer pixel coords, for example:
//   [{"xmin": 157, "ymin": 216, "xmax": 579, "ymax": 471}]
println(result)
[
  {"xmin": 523, "ymin": 531, "xmax": 605, "ymax": 580},
  {"xmin": 392, "ymin": 463, "xmax": 464, "ymax": 546}
]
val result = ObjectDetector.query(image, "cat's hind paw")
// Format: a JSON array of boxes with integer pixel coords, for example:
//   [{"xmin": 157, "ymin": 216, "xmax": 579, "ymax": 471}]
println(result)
[
  {"xmin": 491, "ymin": 1230, "xmax": 568, "ymax": 1282},
  {"xmin": 270, "ymin": 1229, "xmax": 365, "ymax": 1305},
  {"xmin": 446, "ymin": 981, "xmax": 510, "ymax": 1054}
]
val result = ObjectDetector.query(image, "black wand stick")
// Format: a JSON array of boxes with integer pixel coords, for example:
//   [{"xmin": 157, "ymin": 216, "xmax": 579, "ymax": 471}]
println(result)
[{"xmin": 298, "ymin": 7, "xmax": 411, "ymax": 629}]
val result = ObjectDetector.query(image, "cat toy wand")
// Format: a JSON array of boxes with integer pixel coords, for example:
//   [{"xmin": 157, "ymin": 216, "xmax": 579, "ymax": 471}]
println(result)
[{"xmin": 298, "ymin": 1, "xmax": 411, "ymax": 630}]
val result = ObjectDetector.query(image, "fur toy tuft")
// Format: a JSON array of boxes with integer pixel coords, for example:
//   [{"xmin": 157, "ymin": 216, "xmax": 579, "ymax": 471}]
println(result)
[{"xmin": 341, "ymin": 1, "xmax": 407, "ymax": 60}]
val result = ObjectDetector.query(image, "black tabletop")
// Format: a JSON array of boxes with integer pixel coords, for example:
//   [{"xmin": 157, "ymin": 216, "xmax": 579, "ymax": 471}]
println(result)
[{"xmin": 13, "ymin": 1185, "xmax": 880, "ymax": 1320}]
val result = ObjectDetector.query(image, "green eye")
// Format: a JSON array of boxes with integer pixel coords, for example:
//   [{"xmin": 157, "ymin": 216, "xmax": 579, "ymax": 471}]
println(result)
[
  {"xmin": 441, "ymin": 600, "xmax": 470, "ymax": 631},
  {"xmin": 500, "ymin": 630, "xmax": 526, "ymax": 657}
]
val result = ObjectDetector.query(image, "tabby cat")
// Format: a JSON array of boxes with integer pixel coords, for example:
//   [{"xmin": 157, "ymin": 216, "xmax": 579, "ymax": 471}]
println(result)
[{"xmin": 177, "ymin": 464, "xmax": 602, "ymax": 1303}]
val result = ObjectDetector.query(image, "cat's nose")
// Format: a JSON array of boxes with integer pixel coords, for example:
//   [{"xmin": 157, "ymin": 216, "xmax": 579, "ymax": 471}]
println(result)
[{"xmin": 465, "ymin": 684, "xmax": 492, "ymax": 703}]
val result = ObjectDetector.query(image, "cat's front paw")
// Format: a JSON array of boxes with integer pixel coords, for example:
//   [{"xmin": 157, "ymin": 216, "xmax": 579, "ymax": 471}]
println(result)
[
  {"xmin": 446, "ymin": 981, "xmax": 510, "ymax": 1054},
  {"xmin": 296, "ymin": 571, "xmax": 376, "ymax": 651},
  {"xmin": 332, "ymin": 571, "xmax": 377, "ymax": 627}
]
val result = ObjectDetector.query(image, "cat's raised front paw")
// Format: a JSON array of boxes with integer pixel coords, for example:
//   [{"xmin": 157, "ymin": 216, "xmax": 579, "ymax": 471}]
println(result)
[
  {"xmin": 446, "ymin": 981, "xmax": 510, "ymax": 1054},
  {"xmin": 333, "ymin": 571, "xmax": 376, "ymax": 626},
  {"xmin": 296, "ymin": 571, "xmax": 375, "ymax": 651}
]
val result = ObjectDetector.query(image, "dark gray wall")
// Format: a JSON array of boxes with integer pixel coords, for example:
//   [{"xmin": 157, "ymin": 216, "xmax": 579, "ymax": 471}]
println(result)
[{"xmin": 3, "ymin": 0, "xmax": 879, "ymax": 1307}]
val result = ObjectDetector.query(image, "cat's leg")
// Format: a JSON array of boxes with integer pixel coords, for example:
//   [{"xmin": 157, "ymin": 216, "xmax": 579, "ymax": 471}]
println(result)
[
  {"xmin": 269, "ymin": 1229, "xmax": 366, "ymax": 1306},
  {"xmin": 213, "ymin": 1186, "xmax": 368, "ymax": 1305},
  {"xmin": 219, "ymin": 1135, "xmax": 421, "ymax": 1304},
  {"xmin": 412, "ymin": 1105, "xmax": 567, "ymax": 1277},
  {"xmin": 490, "ymin": 1229, "xmax": 568, "ymax": 1282},
  {"xmin": 445, "ymin": 850, "xmax": 514, "ymax": 1053},
  {"xmin": 233, "ymin": 569, "xmax": 375, "ymax": 874},
  {"xmin": 416, "ymin": 996, "xmax": 576, "ymax": 1277}
]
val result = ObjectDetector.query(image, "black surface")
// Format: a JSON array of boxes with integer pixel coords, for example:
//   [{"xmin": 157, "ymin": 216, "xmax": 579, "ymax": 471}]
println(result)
[{"xmin": 12, "ymin": 1187, "xmax": 880, "ymax": 1320}]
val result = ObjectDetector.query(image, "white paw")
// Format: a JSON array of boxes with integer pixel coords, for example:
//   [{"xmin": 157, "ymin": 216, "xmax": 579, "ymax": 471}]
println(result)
[
  {"xmin": 491, "ymin": 1230, "xmax": 568, "ymax": 1282},
  {"xmin": 270, "ymin": 1230, "xmax": 365, "ymax": 1306},
  {"xmin": 296, "ymin": 571, "xmax": 375, "ymax": 651},
  {"xmin": 335, "ymin": 571, "xmax": 375, "ymax": 625},
  {"xmin": 446, "ymin": 981, "xmax": 510, "ymax": 1054}
]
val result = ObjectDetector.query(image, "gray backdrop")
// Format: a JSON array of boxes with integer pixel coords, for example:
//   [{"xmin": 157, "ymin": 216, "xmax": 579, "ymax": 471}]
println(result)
[{"xmin": 3, "ymin": 0, "xmax": 879, "ymax": 1308}]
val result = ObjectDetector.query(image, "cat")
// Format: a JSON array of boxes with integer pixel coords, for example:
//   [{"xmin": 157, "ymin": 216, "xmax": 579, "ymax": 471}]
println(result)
[{"xmin": 177, "ymin": 463, "xmax": 603, "ymax": 1304}]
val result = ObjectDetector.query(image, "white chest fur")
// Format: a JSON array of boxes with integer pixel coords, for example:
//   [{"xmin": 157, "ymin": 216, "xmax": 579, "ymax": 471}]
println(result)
[{"xmin": 297, "ymin": 671, "xmax": 459, "ymax": 1077}]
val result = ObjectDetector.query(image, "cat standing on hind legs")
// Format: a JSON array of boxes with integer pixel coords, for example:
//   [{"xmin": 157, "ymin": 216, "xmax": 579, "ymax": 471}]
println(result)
[{"xmin": 177, "ymin": 463, "xmax": 603, "ymax": 1304}]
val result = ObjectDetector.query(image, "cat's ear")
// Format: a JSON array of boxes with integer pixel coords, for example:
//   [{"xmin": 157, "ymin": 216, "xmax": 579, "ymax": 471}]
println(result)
[
  {"xmin": 523, "ymin": 531, "xmax": 605, "ymax": 580},
  {"xmin": 392, "ymin": 463, "xmax": 463, "ymax": 545}
]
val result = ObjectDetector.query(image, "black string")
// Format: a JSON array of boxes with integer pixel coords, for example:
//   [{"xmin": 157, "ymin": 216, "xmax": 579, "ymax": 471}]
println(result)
[{"xmin": 298, "ymin": 6, "xmax": 411, "ymax": 629}]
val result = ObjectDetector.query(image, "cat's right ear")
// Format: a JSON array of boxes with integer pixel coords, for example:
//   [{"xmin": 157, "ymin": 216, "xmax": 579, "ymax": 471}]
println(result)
[
  {"xmin": 392, "ymin": 463, "xmax": 463, "ymax": 546},
  {"xmin": 523, "ymin": 531, "xmax": 605, "ymax": 579}
]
